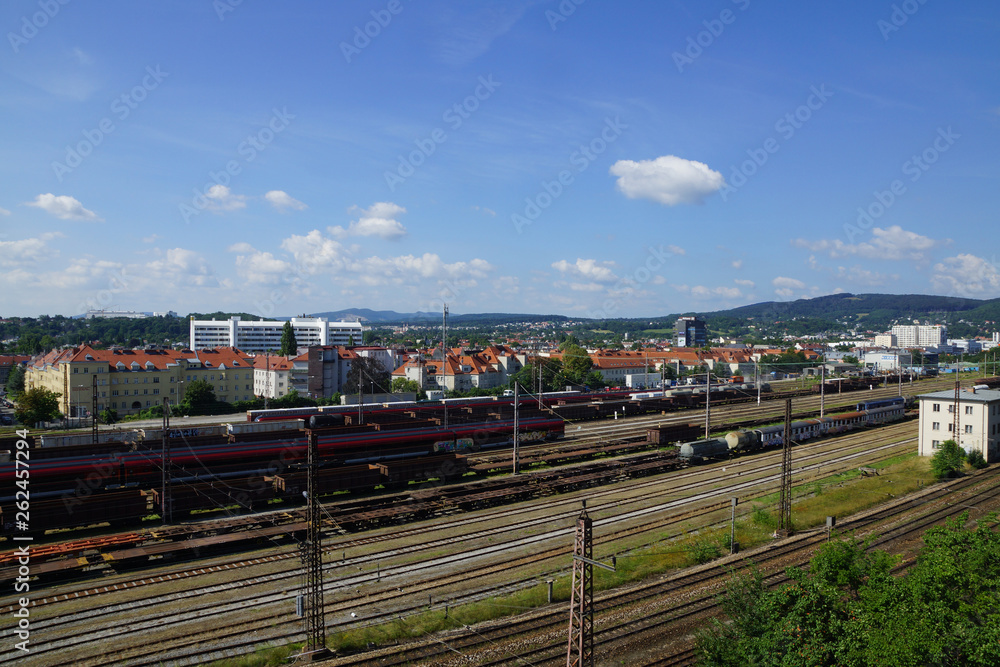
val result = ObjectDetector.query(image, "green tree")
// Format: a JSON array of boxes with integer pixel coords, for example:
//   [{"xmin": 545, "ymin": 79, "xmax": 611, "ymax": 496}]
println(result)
[
  {"xmin": 99, "ymin": 408, "xmax": 119, "ymax": 424},
  {"xmin": 280, "ymin": 321, "xmax": 298, "ymax": 356},
  {"xmin": 5, "ymin": 364, "xmax": 26, "ymax": 396},
  {"xmin": 343, "ymin": 356, "xmax": 391, "ymax": 395},
  {"xmin": 390, "ymin": 377, "xmax": 424, "ymax": 398},
  {"xmin": 180, "ymin": 379, "xmax": 217, "ymax": 415},
  {"xmin": 561, "ymin": 344, "xmax": 593, "ymax": 384},
  {"xmin": 14, "ymin": 387, "xmax": 63, "ymax": 425},
  {"xmin": 930, "ymin": 439, "xmax": 966, "ymax": 479}
]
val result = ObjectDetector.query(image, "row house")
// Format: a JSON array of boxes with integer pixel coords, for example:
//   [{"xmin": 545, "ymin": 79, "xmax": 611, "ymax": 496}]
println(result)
[
  {"xmin": 253, "ymin": 352, "xmax": 309, "ymax": 399},
  {"xmin": 25, "ymin": 346, "xmax": 255, "ymax": 417}
]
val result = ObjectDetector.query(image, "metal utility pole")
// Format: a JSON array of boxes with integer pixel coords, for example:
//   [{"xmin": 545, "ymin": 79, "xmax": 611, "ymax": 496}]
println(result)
[
  {"xmin": 442, "ymin": 303, "xmax": 448, "ymax": 429},
  {"xmin": 161, "ymin": 397, "xmax": 171, "ymax": 525},
  {"xmin": 512, "ymin": 383, "xmax": 520, "ymax": 474},
  {"xmin": 704, "ymin": 369, "xmax": 711, "ymax": 439},
  {"xmin": 778, "ymin": 398, "xmax": 792, "ymax": 535},
  {"xmin": 953, "ymin": 380, "xmax": 961, "ymax": 444},
  {"xmin": 730, "ymin": 497, "xmax": 738, "ymax": 554},
  {"xmin": 92, "ymin": 373, "xmax": 98, "ymax": 444},
  {"xmin": 820, "ymin": 363, "xmax": 825, "ymax": 419},
  {"xmin": 299, "ymin": 429, "xmax": 329, "ymax": 661},
  {"xmin": 755, "ymin": 359, "xmax": 761, "ymax": 406},
  {"xmin": 566, "ymin": 501, "xmax": 614, "ymax": 667}
]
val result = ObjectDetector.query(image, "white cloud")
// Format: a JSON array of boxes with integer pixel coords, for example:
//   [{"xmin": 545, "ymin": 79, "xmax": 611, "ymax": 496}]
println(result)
[
  {"xmin": 773, "ymin": 276, "xmax": 806, "ymax": 299},
  {"xmin": 472, "ymin": 205, "xmax": 496, "ymax": 216},
  {"xmin": 227, "ymin": 242, "xmax": 255, "ymax": 253},
  {"xmin": 142, "ymin": 234, "xmax": 161, "ymax": 244},
  {"xmin": 551, "ymin": 258, "xmax": 618, "ymax": 283},
  {"xmin": 146, "ymin": 248, "xmax": 218, "ymax": 287},
  {"xmin": 331, "ymin": 202, "xmax": 407, "ymax": 239},
  {"xmin": 609, "ymin": 155, "xmax": 724, "ymax": 206},
  {"xmin": 734, "ymin": 279, "xmax": 755, "ymax": 288},
  {"xmin": 24, "ymin": 193, "xmax": 102, "ymax": 221},
  {"xmin": 264, "ymin": 190, "xmax": 307, "ymax": 211},
  {"xmin": 732, "ymin": 259, "xmax": 743, "ymax": 269},
  {"xmin": 691, "ymin": 285, "xmax": 744, "ymax": 299},
  {"xmin": 667, "ymin": 245, "xmax": 686, "ymax": 256},
  {"xmin": 0, "ymin": 207, "xmax": 10, "ymax": 216},
  {"xmin": 931, "ymin": 254, "xmax": 1000, "ymax": 297},
  {"xmin": 0, "ymin": 232, "xmax": 63, "ymax": 267},
  {"xmin": 281, "ymin": 230, "xmax": 348, "ymax": 274},
  {"xmin": 203, "ymin": 185, "xmax": 246, "ymax": 212},
  {"xmin": 234, "ymin": 249, "xmax": 293, "ymax": 285},
  {"xmin": 791, "ymin": 226, "xmax": 943, "ymax": 262}
]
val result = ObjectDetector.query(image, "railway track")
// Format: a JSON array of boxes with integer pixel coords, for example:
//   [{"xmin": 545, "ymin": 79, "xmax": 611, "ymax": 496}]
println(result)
[
  {"xmin": 365, "ymin": 463, "xmax": 1000, "ymax": 667},
  {"xmin": 4, "ymin": 423, "xmax": 919, "ymax": 666}
]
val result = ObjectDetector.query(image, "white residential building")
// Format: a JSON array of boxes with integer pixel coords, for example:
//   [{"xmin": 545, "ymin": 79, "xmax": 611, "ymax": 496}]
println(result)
[
  {"xmin": 891, "ymin": 324, "xmax": 947, "ymax": 349},
  {"xmin": 918, "ymin": 387, "xmax": 1000, "ymax": 462},
  {"xmin": 874, "ymin": 333, "xmax": 896, "ymax": 348},
  {"xmin": 189, "ymin": 316, "xmax": 363, "ymax": 352}
]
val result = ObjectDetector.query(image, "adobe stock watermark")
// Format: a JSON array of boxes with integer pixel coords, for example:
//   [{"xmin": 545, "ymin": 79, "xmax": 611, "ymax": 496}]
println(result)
[
  {"xmin": 545, "ymin": 0, "xmax": 586, "ymax": 31},
  {"xmin": 877, "ymin": 0, "xmax": 929, "ymax": 41},
  {"xmin": 719, "ymin": 84, "xmax": 833, "ymax": 201},
  {"xmin": 384, "ymin": 75, "xmax": 501, "ymax": 192},
  {"xmin": 179, "ymin": 107, "xmax": 294, "ymax": 223},
  {"xmin": 843, "ymin": 126, "xmax": 958, "ymax": 243},
  {"xmin": 340, "ymin": 0, "xmax": 406, "ymax": 63},
  {"xmin": 511, "ymin": 116, "xmax": 627, "ymax": 234},
  {"xmin": 587, "ymin": 244, "xmax": 675, "ymax": 319},
  {"xmin": 51, "ymin": 66, "xmax": 168, "ymax": 182},
  {"xmin": 672, "ymin": 0, "xmax": 751, "ymax": 73},
  {"xmin": 7, "ymin": 0, "xmax": 70, "ymax": 53}
]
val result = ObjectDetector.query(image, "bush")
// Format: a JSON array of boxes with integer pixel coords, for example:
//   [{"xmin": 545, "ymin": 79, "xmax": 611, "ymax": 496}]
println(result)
[
  {"xmin": 99, "ymin": 408, "xmax": 119, "ymax": 425},
  {"xmin": 689, "ymin": 539, "xmax": 722, "ymax": 565},
  {"xmin": 930, "ymin": 439, "xmax": 965, "ymax": 479},
  {"xmin": 966, "ymin": 449, "xmax": 988, "ymax": 469}
]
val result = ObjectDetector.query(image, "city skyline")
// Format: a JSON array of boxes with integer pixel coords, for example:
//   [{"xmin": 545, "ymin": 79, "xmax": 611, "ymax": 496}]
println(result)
[{"xmin": 2, "ymin": 1, "xmax": 998, "ymax": 319}]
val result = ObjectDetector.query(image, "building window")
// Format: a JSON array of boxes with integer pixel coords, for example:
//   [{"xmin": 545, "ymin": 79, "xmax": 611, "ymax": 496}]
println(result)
[
  {"xmin": 966, "ymin": 425, "xmax": 973, "ymax": 434},
  {"xmin": 966, "ymin": 406, "xmax": 973, "ymax": 415},
  {"xmin": 932, "ymin": 422, "xmax": 940, "ymax": 430},
  {"xmin": 932, "ymin": 440, "xmax": 940, "ymax": 448},
  {"xmin": 83, "ymin": 367, "xmax": 89, "ymax": 374},
  {"xmin": 932, "ymin": 404, "xmax": 940, "ymax": 412},
  {"xmin": 154, "ymin": 377, "xmax": 159, "ymax": 383}
]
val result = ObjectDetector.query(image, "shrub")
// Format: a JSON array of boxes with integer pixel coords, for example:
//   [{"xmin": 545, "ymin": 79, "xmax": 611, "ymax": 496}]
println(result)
[
  {"xmin": 966, "ymin": 449, "xmax": 988, "ymax": 469},
  {"xmin": 930, "ymin": 439, "xmax": 965, "ymax": 479}
]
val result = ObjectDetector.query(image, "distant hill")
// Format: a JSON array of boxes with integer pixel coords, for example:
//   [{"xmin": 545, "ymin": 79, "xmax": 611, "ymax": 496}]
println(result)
[
  {"xmin": 309, "ymin": 309, "xmax": 573, "ymax": 326},
  {"xmin": 705, "ymin": 293, "xmax": 994, "ymax": 323}
]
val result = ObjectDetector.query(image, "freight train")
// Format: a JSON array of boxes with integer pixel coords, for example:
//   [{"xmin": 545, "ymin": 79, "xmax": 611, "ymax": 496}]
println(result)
[
  {"xmin": 678, "ymin": 402, "xmax": 907, "ymax": 462},
  {"xmin": 0, "ymin": 416, "xmax": 565, "ymax": 534}
]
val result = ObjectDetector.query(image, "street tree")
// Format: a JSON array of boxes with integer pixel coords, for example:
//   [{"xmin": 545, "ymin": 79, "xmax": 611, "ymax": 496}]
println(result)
[
  {"xmin": 561, "ymin": 344, "xmax": 593, "ymax": 384},
  {"xmin": 14, "ymin": 387, "xmax": 62, "ymax": 425},
  {"xmin": 343, "ymin": 356, "xmax": 391, "ymax": 395}
]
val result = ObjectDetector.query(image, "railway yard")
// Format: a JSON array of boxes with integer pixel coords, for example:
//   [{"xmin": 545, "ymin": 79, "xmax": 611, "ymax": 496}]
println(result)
[{"xmin": 2, "ymin": 375, "xmax": 997, "ymax": 665}]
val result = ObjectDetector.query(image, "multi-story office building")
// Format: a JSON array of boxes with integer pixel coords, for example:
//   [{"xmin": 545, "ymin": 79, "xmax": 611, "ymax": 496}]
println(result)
[
  {"xmin": 675, "ymin": 316, "xmax": 707, "ymax": 348},
  {"xmin": 189, "ymin": 316, "xmax": 363, "ymax": 352}
]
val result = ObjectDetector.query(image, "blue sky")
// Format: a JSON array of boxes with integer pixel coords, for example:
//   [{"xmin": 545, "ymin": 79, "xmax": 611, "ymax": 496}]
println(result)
[{"xmin": 1, "ymin": 0, "xmax": 998, "ymax": 319}]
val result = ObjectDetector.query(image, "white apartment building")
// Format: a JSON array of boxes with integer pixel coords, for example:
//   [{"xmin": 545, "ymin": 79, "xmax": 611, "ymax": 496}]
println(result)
[
  {"xmin": 873, "ymin": 333, "xmax": 896, "ymax": 348},
  {"xmin": 918, "ymin": 387, "xmax": 1000, "ymax": 462},
  {"xmin": 891, "ymin": 324, "xmax": 947, "ymax": 349},
  {"xmin": 189, "ymin": 316, "xmax": 363, "ymax": 352}
]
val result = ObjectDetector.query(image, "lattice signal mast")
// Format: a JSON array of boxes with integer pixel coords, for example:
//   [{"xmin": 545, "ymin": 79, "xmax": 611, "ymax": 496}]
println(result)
[
  {"xmin": 567, "ymin": 505, "xmax": 594, "ymax": 666},
  {"xmin": 778, "ymin": 398, "xmax": 792, "ymax": 535},
  {"xmin": 298, "ymin": 429, "xmax": 329, "ymax": 661}
]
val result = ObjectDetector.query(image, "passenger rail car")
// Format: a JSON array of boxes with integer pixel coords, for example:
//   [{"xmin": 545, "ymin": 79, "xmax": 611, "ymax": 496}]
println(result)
[{"xmin": 680, "ymin": 403, "xmax": 907, "ymax": 462}]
